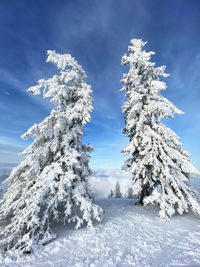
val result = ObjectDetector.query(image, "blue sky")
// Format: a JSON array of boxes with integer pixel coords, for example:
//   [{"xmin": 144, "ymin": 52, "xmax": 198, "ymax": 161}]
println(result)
[{"xmin": 0, "ymin": 0, "xmax": 200, "ymax": 171}]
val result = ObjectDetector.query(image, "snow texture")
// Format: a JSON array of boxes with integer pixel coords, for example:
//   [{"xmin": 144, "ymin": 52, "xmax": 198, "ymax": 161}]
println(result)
[
  {"xmin": 0, "ymin": 197, "xmax": 200, "ymax": 267},
  {"xmin": 0, "ymin": 50, "xmax": 103, "ymax": 252},
  {"xmin": 121, "ymin": 39, "xmax": 200, "ymax": 219}
]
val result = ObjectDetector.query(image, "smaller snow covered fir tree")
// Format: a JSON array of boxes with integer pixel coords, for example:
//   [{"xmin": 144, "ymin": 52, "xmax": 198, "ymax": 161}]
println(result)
[
  {"xmin": 121, "ymin": 39, "xmax": 200, "ymax": 219},
  {"xmin": 114, "ymin": 181, "xmax": 122, "ymax": 198},
  {"xmin": 0, "ymin": 50, "xmax": 103, "ymax": 252},
  {"xmin": 108, "ymin": 189, "xmax": 114, "ymax": 198},
  {"xmin": 126, "ymin": 186, "xmax": 134, "ymax": 199}
]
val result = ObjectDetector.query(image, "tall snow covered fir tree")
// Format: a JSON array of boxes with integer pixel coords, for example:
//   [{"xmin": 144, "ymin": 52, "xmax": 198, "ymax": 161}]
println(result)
[
  {"xmin": 121, "ymin": 39, "xmax": 200, "ymax": 219},
  {"xmin": 0, "ymin": 50, "xmax": 103, "ymax": 252}
]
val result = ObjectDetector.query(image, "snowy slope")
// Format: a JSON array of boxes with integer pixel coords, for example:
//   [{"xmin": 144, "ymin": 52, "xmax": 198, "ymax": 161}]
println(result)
[{"xmin": 1, "ymin": 197, "xmax": 200, "ymax": 267}]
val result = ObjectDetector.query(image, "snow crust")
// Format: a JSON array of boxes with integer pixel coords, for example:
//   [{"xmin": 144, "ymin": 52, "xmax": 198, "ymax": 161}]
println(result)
[{"xmin": 1, "ymin": 197, "xmax": 200, "ymax": 267}]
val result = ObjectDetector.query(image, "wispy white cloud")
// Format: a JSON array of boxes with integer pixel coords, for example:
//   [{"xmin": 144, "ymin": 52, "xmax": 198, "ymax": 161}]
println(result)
[
  {"xmin": 90, "ymin": 168, "xmax": 200, "ymax": 198},
  {"xmin": 0, "ymin": 67, "xmax": 52, "ymax": 111},
  {"xmin": 0, "ymin": 140, "xmax": 24, "ymax": 171},
  {"xmin": 2, "ymin": 90, "xmax": 10, "ymax": 96},
  {"xmin": 0, "ymin": 68, "xmax": 27, "ymax": 93}
]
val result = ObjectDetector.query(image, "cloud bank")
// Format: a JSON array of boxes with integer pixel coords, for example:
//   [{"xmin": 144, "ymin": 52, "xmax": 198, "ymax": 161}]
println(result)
[{"xmin": 90, "ymin": 169, "xmax": 132, "ymax": 198}]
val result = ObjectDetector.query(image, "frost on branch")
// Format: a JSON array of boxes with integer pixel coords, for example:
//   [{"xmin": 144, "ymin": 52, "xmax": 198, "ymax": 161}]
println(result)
[
  {"xmin": 121, "ymin": 39, "xmax": 200, "ymax": 220},
  {"xmin": 0, "ymin": 50, "xmax": 103, "ymax": 252}
]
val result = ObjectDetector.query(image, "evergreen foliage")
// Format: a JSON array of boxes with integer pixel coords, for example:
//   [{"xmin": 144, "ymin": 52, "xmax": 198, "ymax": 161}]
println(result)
[
  {"xmin": 121, "ymin": 39, "xmax": 200, "ymax": 219},
  {"xmin": 114, "ymin": 181, "xmax": 122, "ymax": 198},
  {"xmin": 126, "ymin": 187, "xmax": 134, "ymax": 199},
  {"xmin": 108, "ymin": 189, "xmax": 114, "ymax": 198},
  {"xmin": 0, "ymin": 51, "xmax": 103, "ymax": 252}
]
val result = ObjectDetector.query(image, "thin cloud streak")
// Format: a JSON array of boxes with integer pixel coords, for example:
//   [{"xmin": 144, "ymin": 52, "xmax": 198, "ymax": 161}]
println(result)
[{"xmin": 0, "ymin": 142, "xmax": 24, "ymax": 171}]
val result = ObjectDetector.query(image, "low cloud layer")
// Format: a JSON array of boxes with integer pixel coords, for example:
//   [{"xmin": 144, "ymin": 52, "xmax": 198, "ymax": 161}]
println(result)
[
  {"xmin": 89, "ymin": 169, "xmax": 200, "ymax": 198},
  {"xmin": 1, "ymin": 167, "xmax": 199, "ymax": 198},
  {"xmin": 90, "ymin": 169, "xmax": 132, "ymax": 198}
]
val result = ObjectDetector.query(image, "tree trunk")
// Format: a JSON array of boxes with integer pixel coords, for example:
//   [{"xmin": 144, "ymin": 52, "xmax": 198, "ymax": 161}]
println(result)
[{"xmin": 136, "ymin": 183, "xmax": 152, "ymax": 205}]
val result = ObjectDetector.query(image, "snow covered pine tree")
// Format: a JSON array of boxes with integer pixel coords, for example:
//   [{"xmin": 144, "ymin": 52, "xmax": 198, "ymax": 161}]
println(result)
[
  {"xmin": 108, "ymin": 189, "xmax": 114, "ymax": 198},
  {"xmin": 126, "ymin": 186, "xmax": 134, "ymax": 199},
  {"xmin": 121, "ymin": 39, "xmax": 200, "ymax": 219},
  {"xmin": 114, "ymin": 181, "xmax": 122, "ymax": 198},
  {"xmin": 0, "ymin": 51, "xmax": 103, "ymax": 252}
]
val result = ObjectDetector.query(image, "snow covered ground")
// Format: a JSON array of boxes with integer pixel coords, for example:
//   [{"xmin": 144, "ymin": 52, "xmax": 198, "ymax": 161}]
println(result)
[
  {"xmin": 0, "ymin": 196, "xmax": 200, "ymax": 267},
  {"xmin": 0, "ymin": 174, "xmax": 200, "ymax": 266}
]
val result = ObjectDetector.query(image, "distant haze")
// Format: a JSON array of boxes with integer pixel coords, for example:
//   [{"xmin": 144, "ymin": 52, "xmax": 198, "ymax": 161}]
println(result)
[{"xmin": 0, "ymin": 168, "xmax": 199, "ymax": 198}]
